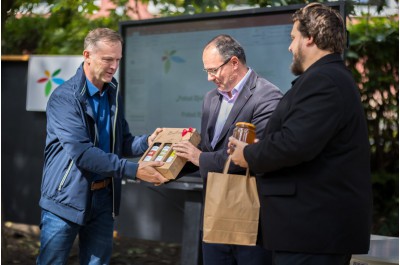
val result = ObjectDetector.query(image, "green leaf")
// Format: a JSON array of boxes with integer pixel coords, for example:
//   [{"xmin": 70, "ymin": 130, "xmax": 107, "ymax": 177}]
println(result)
[
  {"xmin": 52, "ymin": 69, "xmax": 61, "ymax": 77},
  {"xmin": 45, "ymin": 80, "xmax": 52, "ymax": 96},
  {"xmin": 165, "ymin": 60, "xmax": 171, "ymax": 73}
]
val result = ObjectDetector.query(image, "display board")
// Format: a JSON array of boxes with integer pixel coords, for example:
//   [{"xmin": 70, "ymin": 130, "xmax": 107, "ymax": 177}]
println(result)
[{"xmin": 120, "ymin": 2, "xmax": 344, "ymax": 135}]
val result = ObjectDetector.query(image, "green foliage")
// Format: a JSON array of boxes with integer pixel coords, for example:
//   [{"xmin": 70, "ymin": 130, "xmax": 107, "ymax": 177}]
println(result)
[
  {"xmin": 2, "ymin": 15, "xmax": 47, "ymax": 54},
  {"xmin": 143, "ymin": 0, "xmax": 358, "ymax": 16},
  {"xmin": 346, "ymin": 15, "xmax": 399, "ymax": 237},
  {"xmin": 346, "ymin": 16, "xmax": 399, "ymax": 173},
  {"xmin": 141, "ymin": 0, "xmax": 233, "ymax": 15},
  {"xmin": 2, "ymin": 0, "xmax": 131, "ymax": 55},
  {"xmin": 143, "ymin": 0, "xmax": 332, "ymax": 15},
  {"xmin": 247, "ymin": 0, "xmax": 309, "ymax": 7}
]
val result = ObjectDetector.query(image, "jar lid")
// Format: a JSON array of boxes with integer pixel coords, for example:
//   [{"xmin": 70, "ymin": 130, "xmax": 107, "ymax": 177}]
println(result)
[{"xmin": 235, "ymin": 122, "xmax": 256, "ymax": 129}]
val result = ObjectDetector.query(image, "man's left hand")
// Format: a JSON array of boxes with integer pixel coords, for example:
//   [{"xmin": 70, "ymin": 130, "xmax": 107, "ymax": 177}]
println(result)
[
  {"xmin": 228, "ymin": 137, "xmax": 249, "ymax": 168},
  {"xmin": 148, "ymin": 128, "xmax": 163, "ymax": 146},
  {"xmin": 173, "ymin": 141, "xmax": 201, "ymax": 166}
]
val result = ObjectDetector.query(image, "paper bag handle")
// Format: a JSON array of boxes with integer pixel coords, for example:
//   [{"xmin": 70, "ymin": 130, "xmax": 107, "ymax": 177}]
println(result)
[{"xmin": 223, "ymin": 155, "xmax": 250, "ymax": 177}]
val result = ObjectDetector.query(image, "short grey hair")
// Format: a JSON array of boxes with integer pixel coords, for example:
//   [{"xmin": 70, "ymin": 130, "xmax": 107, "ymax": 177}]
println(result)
[{"xmin": 84, "ymin": 28, "xmax": 123, "ymax": 50}]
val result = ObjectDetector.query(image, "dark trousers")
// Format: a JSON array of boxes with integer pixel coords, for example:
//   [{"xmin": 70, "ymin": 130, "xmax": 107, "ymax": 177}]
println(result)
[
  {"xmin": 273, "ymin": 251, "xmax": 352, "ymax": 265},
  {"xmin": 202, "ymin": 241, "xmax": 273, "ymax": 265}
]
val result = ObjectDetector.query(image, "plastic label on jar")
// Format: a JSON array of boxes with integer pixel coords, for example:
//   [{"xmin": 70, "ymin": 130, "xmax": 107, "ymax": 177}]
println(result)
[
  {"xmin": 155, "ymin": 144, "xmax": 171, "ymax": 162},
  {"xmin": 143, "ymin": 143, "xmax": 161, "ymax": 161},
  {"xmin": 165, "ymin": 150, "xmax": 176, "ymax": 163}
]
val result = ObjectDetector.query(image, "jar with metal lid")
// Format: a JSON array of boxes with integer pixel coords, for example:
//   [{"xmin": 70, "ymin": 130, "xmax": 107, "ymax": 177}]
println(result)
[{"xmin": 232, "ymin": 122, "xmax": 256, "ymax": 144}]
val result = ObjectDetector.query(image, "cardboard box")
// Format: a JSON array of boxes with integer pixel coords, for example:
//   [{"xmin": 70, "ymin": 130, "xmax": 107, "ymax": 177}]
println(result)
[{"xmin": 139, "ymin": 128, "xmax": 201, "ymax": 180}]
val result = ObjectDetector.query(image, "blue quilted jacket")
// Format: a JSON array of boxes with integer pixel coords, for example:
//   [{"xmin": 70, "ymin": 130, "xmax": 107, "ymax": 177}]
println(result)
[{"xmin": 39, "ymin": 64, "xmax": 148, "ymax": 225}]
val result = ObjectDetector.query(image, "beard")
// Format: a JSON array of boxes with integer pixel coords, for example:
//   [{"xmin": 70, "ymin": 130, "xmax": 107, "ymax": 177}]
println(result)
[{"xmin": 290, "ymin": 48, "xmax": 304, "ymax": 76}]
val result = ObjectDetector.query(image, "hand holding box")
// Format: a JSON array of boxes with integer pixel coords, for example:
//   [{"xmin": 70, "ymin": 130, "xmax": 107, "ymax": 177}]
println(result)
[{"xmin": 139, "ymin": 128, "xmax": 201, "ymax": 180}]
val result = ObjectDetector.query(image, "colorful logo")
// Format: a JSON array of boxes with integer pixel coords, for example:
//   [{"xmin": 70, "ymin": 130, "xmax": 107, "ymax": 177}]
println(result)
[
  {"xmin": 37, "ymin": 69, "xmax": 65, "ymax": 96},
  {"xmin": 162, "ymin": 50, "xmax": 185, "ymax": 73}
]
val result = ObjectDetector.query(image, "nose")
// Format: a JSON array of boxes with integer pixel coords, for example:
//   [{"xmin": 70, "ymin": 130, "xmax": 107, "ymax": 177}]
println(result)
[
  {"xmin": 110, "ymin": 60, "xmax": 120, "ymax": 70},
  {"xmin": 288, "ymin": 45, "xmax": 292, "ymax": 53},
  {"xmin": 207, "ymin": 73, "xmax": 216, "ymax": 82}
]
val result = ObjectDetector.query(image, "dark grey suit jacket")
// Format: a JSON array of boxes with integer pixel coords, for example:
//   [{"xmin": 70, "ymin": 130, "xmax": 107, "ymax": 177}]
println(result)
[
  {"xmin": 198, "ymin": 70, "xmax": 282, "ymax": 181},
  {"xmin": 245, "ymin": 54, "xmax": 372, "ymax": 254}
]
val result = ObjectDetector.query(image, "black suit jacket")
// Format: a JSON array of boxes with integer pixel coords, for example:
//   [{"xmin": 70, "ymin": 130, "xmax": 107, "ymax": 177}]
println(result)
[{"xmin": 245, "ymin": 54, "xmax": 372, "ymax": 254}]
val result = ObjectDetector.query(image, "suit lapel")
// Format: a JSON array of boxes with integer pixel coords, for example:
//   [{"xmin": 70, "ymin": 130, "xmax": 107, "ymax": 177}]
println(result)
[
  {"xmin": 205, "ymin": 92, "xmax": 222, "ymax": 150},
  {"xmin": 214, "ymin": 72, "xmax": 257, "ymax": 147}
]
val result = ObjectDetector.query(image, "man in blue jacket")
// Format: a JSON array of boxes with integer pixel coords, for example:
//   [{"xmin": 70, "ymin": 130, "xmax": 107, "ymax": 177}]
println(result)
[{"xmin": 37, "ymin": 28, "xmax": 168, "ymax": 265}]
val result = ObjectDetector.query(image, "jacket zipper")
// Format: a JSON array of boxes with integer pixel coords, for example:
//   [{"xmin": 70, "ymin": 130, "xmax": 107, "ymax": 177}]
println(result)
[{"xmin": 58, "ymin": 160, "xmax": 74, "ymax": 191}]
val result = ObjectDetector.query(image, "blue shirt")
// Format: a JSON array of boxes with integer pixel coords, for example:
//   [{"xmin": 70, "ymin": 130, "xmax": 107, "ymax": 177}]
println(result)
[{"xmin": 87, "ymin": 79, "xmax": 111, "ymax": 180}]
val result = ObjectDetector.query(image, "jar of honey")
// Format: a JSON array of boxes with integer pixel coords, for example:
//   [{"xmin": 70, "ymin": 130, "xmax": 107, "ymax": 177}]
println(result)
[
  {"xmin": 155, "ymin": 144, "xmax": 171, "ymax": 162},
  {"xmin": 143, "ymin": 143, "xmax": 160, "ymax": 161},
  {"xmin": 232, "ymin": 122, "xmax": 256, "ymax": 144}
]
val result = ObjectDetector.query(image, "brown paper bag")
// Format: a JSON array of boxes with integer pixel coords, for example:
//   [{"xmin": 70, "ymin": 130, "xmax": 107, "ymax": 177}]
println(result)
[{"xmin": 203, "ymin": 156, "xmax": 260, "ymax": 246}]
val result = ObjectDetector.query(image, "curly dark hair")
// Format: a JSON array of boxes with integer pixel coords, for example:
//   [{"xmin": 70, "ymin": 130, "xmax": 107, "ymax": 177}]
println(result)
[{"xmin": 292, "ymin": 3, "xmax": 346, "ymax": 54}]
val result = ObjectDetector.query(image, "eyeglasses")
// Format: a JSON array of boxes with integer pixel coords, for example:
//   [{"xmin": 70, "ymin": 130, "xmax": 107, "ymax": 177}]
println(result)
[{"xmin": 203, "ymin": 57, "xmax": 231, "ymax": 75}]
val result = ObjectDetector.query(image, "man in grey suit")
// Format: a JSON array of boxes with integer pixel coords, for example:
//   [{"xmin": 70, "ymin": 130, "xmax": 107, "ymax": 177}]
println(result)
[{"xmin": 173, "ymin": 34, "xmax": 282, "ymax": 265}]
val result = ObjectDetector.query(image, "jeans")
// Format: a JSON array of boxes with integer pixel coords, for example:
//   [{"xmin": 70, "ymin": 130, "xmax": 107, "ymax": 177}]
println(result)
[
  {"xmin": 202, "ymin": 241, "xmax": 273, "ymax": 265},
  {"xmin": 37, "ymin": 187, "xmax": 114, "ymax": 265}
]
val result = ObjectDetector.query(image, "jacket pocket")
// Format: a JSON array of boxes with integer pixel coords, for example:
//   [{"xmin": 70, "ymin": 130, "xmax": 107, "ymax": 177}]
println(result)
[
  {"xmin": 259, "ymin": 180, "xmax": 296, "ymax": 196},
  {"xmin": 58, "ymin": 160, "xmax": 74, "ymax": 191}
]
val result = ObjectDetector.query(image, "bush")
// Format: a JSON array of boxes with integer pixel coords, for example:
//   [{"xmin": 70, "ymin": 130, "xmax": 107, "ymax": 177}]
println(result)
[{"xmin": 346, "ymin": 15, "xmax": 399, "ymax": 236}]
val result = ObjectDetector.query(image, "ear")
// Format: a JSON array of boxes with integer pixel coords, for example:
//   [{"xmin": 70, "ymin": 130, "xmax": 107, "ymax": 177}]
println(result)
[
  {"xmin": 231, "ymin": 56, "xmax": 239, "ymax": 68},
  {"xmin": 83, "ymin": 50, "xmax": 90, "ymax": 63},
  {"xmin": 305, "ymin": 36, "xmax": 314, "ymax": 47}
]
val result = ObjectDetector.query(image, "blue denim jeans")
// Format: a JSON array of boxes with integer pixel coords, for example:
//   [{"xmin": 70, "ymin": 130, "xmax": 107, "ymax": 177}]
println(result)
[{"xmin": 37, "ymin": 187, "xmax": 114, "ymax": 265}]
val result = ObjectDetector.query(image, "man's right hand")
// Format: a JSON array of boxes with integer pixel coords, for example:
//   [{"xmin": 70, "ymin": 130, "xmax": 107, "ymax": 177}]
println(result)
[{"xmin": 136, "ymin": 161, "xmax": 168, "ymax": 185}]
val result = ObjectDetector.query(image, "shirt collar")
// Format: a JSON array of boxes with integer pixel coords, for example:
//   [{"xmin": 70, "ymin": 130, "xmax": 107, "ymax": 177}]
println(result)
[
  {"xmin": 219, "ymin": 68, "xmax": 252, "ymax": 102},
  {"xmin": 86, "ymin": 78, "xmax": 108, "ymax": 97}
]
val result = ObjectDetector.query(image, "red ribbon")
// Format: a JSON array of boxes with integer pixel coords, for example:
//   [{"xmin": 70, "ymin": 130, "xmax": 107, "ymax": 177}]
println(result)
[{"xmin": 182, "ymin": 127, "xmax": 193, "ymax": 137}]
